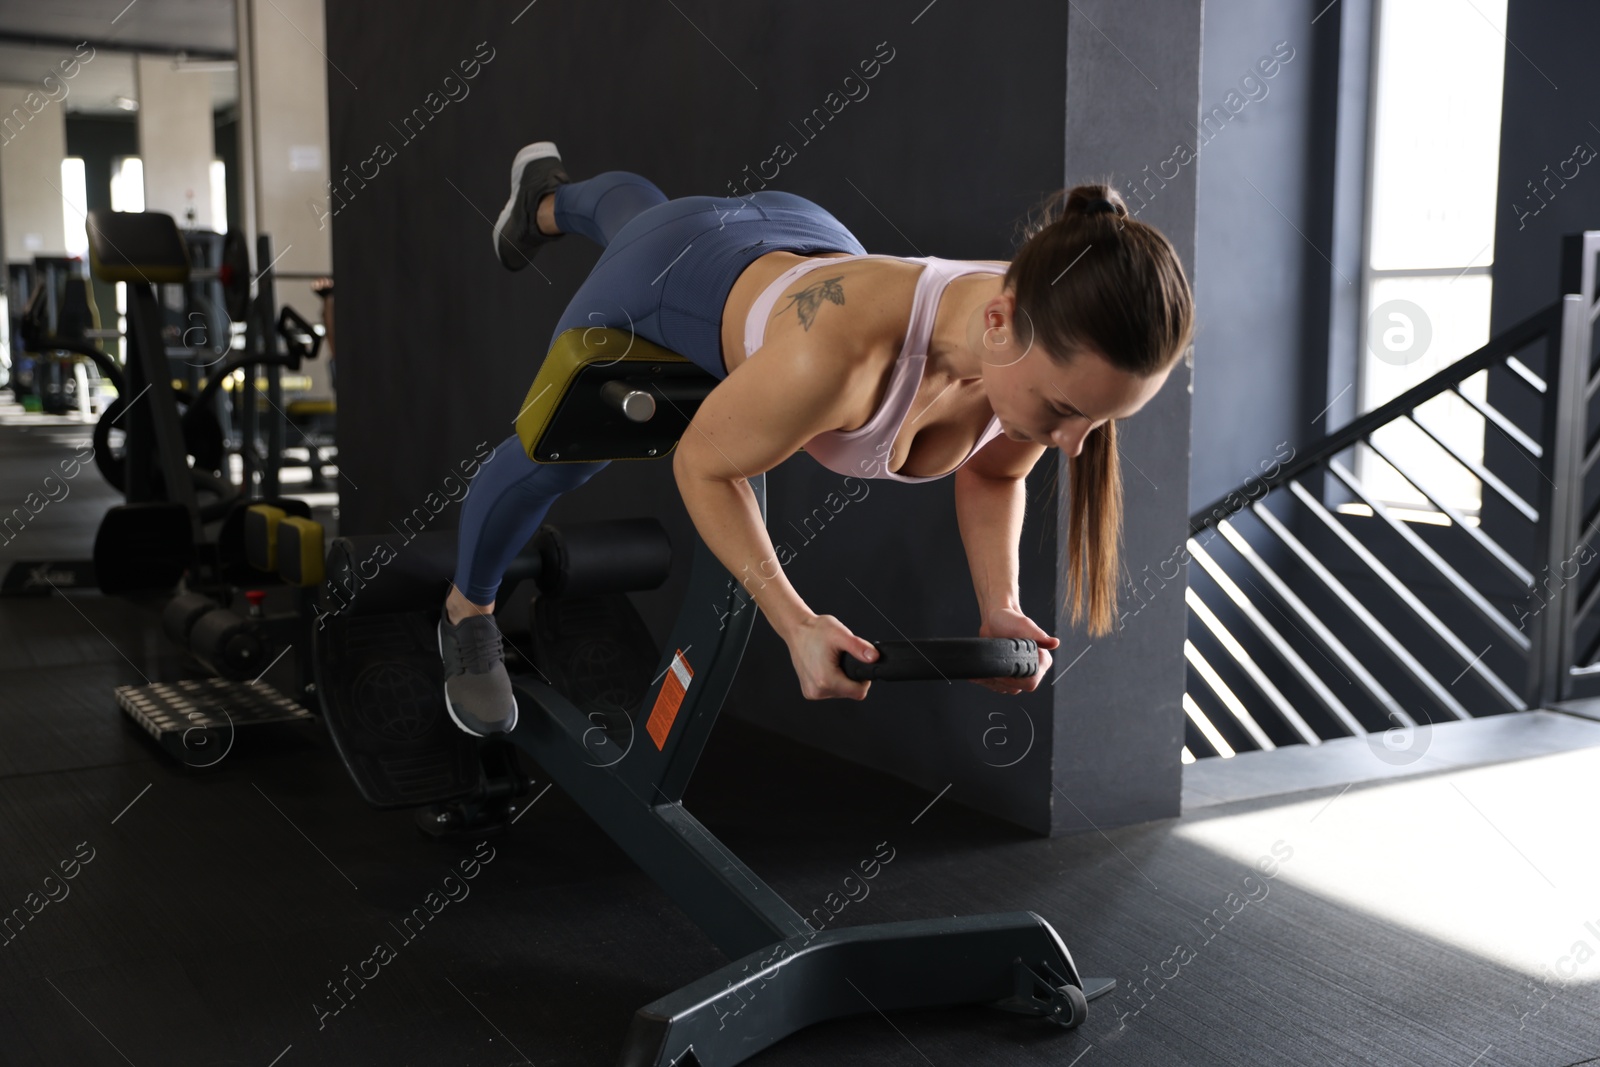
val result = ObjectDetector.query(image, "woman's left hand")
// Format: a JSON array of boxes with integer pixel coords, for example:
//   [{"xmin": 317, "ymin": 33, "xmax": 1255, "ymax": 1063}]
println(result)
[{"xmin": 974, "ymin": 608, "xmax": 1059, "ymax": 695}]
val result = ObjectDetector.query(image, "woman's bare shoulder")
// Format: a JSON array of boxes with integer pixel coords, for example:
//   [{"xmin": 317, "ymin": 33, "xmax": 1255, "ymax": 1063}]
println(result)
[
  {"xmin": 755, "ymin": 255, "xmax": 1009, "ymax": 381},
  {"xmin": 757, "ymin": 257, "xmax": 915, "ymax": 358},
  {"xmin": 743, "ymin": 260, "xmax": 915, "ymax": 424}
]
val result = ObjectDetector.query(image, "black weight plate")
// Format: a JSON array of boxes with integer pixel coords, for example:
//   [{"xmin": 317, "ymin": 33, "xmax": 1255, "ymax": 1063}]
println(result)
[
  {"xmin": 93, "ymin": 502, "xmax": 194, "ymax": 594},
  {"xmin": 221, "ymin": 230, "xmax": 251, "ymax": 321},
  {"xmin": 840, "ymin": 637, "xmax": 1039, "ymax": 682},
  {"xmin": 181, "ymin": 401, "xmax": 226, "ymax": 472},
  {"xmin": 92, "ymin": 393, "xmax": 127, "ymax": 490}
]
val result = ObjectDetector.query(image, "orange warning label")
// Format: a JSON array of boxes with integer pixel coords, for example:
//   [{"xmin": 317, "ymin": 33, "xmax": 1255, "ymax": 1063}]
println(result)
[{"xmin": 646, "ymin": 648, "xmax": 695, "ymax": 750}]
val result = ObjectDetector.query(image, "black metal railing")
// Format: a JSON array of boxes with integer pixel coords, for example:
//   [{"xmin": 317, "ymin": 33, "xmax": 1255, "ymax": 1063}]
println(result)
[{"xmin": 1181, "ymin": 231, "xmax": 1600, "ymax": 759}]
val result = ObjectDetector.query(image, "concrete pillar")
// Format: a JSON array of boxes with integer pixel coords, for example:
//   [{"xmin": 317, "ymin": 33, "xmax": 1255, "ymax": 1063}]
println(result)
[
  {"xmin": 235, "ymin": 0, "xmax": 331, "ymax": 276},
  {"xmin": 0, "ymin": 83, "xmax": 70, "ymax": 259},
  {"xmin": 135, "ymin": 54, "xmax": 216, "ymax": 231},
  {"xmin": 1052, "ymin": 0, "xmax": 1203, "ymax": 832},
  {"xmin": 236, "ymin": 0, "xmax": 332, "ymax": 398}
]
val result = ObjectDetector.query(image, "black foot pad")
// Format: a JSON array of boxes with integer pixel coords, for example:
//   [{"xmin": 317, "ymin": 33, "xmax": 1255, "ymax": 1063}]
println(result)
[{"xmin": 314, "ymin": 610, "xmax": 483, "ymax": 808}]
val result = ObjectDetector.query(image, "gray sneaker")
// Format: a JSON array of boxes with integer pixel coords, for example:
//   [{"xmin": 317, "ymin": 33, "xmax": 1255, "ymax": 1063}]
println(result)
[
  {"xmin": 492, "ymin": 140, "xmax": 569, "ymax": 270},
  {"xmin": 438, "ymin": 614, "xmax": 519, "ymax": 736}
]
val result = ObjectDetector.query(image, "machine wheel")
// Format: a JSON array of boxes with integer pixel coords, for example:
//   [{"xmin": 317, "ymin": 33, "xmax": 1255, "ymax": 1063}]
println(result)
[
  {"xmin": 1046, "ymin": 983, "xmax": 1089, "ymax": 1028},
  {"xmin": 93, "ymin": 390, "xmax": 238, "ymax": 521}
]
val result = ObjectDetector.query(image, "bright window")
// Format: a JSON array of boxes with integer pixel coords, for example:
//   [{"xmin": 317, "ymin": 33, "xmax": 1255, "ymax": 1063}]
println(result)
[
  {"xmin": 1354, "ymin": 0, "xmax": 1509, "ymax": 521},
  {"xmin": 210, "ymin": 159, "xmax": 227, "ymax": 231},
  {"xmin": 115, "ymin": 279, "xmax": 128, "ymax": 364},
  {"xmin": 60, "ymin": 158, "xmax": 89, "ymax": 258},
  {"xmin": 109, "ymin": 156, "xmax": 146, "ymax": 213}
]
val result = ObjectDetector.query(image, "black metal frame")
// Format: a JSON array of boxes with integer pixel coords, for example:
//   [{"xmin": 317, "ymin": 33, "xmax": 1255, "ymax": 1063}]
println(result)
[
  {"xmin": 122, "ymin": 270, "xmax": 206, "ymax": 542},
  {"xmin": 1182, "ymin": 230, "xmax": 1600, "ymax": 757},
  {"xmin": 1546, "ymin": 232, "xmax": 1600, "ymax": 696},
  {"xmin": 501, "ymin": 474, "xmax": 1105, "ymax": 1066}
]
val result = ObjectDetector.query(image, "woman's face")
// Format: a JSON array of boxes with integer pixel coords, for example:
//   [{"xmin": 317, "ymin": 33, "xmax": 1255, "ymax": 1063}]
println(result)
[{"xmin": 976, "ymin": 297, "xmax": 1172, "ymax": 457}]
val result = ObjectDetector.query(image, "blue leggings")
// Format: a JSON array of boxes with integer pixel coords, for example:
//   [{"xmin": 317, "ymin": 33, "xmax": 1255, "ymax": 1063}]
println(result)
[{"xmin": 454, "ymin": 172, "xmax": 866, "ymax": 604}]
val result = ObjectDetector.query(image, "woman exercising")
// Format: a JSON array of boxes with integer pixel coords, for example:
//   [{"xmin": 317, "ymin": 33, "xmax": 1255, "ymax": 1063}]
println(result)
[{"xmin": 438, "ymin": 142, "xmax": 1194, "ymax": 737}]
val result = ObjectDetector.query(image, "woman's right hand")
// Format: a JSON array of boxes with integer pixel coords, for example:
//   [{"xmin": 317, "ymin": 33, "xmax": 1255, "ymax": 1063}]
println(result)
[{"xmin": 787, "ymin": 614, "xmax": 878, "ymax": 701}]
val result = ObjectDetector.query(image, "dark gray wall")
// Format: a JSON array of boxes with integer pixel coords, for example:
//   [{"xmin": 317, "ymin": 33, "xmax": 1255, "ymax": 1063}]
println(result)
[
  {"xmin": 1487, "ymin": 1, "xmax": 1600, "ymax": 331},
  {"xmin": 321, "ymin": 1, "xmax": 1056, "ymax": 833},
  {"xmin": 323, "ymin": 1, "xmax": 1201, "ymax": 834},
  {"xmin": 1481, "ymin": 0, "xmax": 1600, "ymax": 699},
  {"xmin": 1189, "ymin": 0, "xmax": 1361, "ymax": 511}
]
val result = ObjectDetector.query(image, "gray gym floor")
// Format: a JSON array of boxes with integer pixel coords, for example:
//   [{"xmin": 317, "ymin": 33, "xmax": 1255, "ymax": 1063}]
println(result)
[{"xmin": 2, "ymin": 400, "xmax": 1598, "ymax": 1066}]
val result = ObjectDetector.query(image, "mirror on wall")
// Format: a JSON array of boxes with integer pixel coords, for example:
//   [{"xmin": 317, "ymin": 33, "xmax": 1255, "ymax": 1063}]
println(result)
[{"xmin": 0, "ymin": 4, "xmax": 238, "ymax": 414}]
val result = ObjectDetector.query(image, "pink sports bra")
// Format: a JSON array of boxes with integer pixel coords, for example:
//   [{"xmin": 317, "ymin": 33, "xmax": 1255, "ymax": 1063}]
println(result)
[{"xmin": 742, "ymin": 254, "xmax": 1006, "ymax": 482}]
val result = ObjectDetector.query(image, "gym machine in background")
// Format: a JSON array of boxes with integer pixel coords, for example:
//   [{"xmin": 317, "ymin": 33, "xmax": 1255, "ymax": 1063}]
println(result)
[
  {"xmin": 2, "ymin": 210, "xmax": 337, "ymax": 759},
  {"xmin": 178, "ymin": 227, "xmax": 339, "ymax": 497},
  {"xmin": 9, "ymin": 256, "xmax": 108, "ymax": 417},
  {"xmin": 2, "ymin": 225, "xmax": 334, "ymax": 504},
  {"xmin": 1, "ymin": 214, "xmax": 333, "ymax": 599}
]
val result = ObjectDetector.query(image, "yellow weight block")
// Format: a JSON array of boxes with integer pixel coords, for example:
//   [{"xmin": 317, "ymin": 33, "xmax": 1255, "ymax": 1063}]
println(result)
[
  {"xmin": 245, "ymin": 504, "xmax": 287, "ymax": 572},
  {"xmin": 278, "ymin": 516, "xmax": 325, "ymax": 587}
]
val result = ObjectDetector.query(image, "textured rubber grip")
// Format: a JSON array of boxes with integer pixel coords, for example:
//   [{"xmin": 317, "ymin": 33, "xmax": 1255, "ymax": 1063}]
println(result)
[{"xmin": 840, "ymin": 638, "xmax": 1039, "ymax": 682}]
